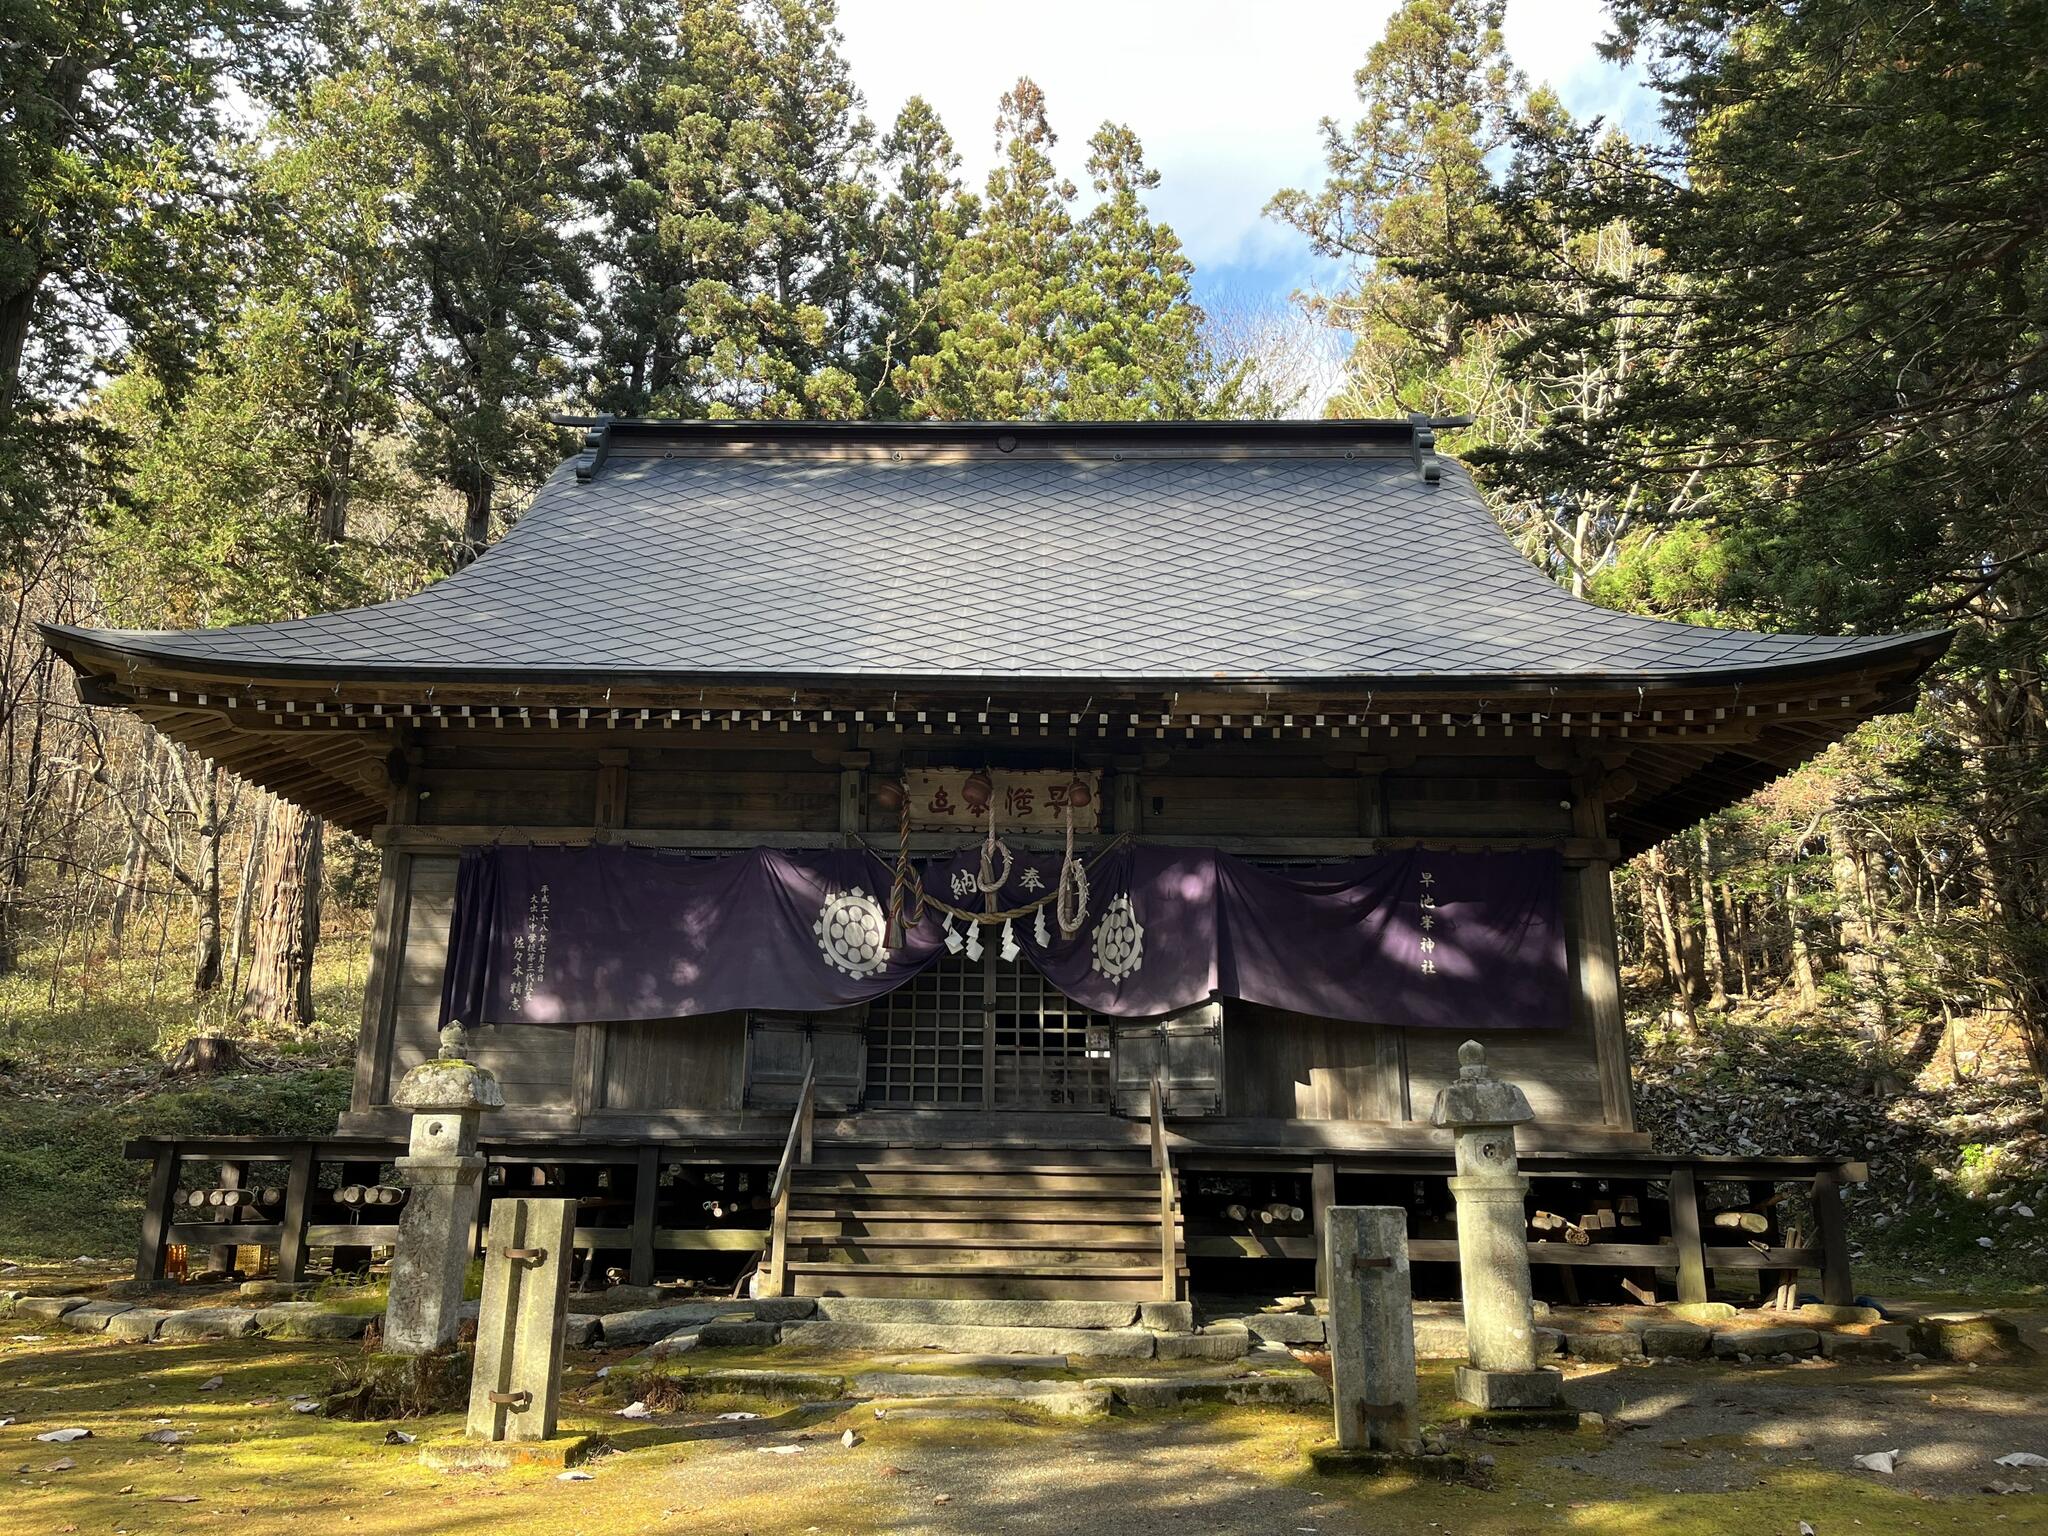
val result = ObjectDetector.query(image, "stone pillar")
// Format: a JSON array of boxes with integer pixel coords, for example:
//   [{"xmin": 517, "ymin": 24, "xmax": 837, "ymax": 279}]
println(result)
[
  {"xmin": 467, "ymin": 1198, "xmax": 575, "ymax": 1443},
  {"xmin": 1325, "ymin": 1205, "xmax": 1419, "ymax": 1455},
  {"xmin": 383, "ymin": 1023, "xmax": 503, "ymax": 1356},
  {"xmin": 1431, "ymin": 1039, "xmax": 1562, "ymax": 1411}
]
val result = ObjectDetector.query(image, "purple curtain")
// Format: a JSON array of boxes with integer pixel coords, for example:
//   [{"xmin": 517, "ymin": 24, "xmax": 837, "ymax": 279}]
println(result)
[{"xmin": 440, "ymin": 842, "xmax": 1568, "ymax": 1032}]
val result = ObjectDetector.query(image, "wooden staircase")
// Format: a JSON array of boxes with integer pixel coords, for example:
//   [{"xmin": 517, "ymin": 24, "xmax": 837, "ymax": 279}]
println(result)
[{"xmin": 776, "ymin": 1145, "xmax": 1184, "ymax": 1300}]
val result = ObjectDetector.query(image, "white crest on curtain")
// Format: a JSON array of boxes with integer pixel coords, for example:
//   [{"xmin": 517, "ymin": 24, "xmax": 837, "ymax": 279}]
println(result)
[
  {"xmin": 814, "ymin": 887, "xmax": 890, "ymax": 978},
  {"xmin": 1089, "ymin": 894, "xmax": 1144, "ymax": 981}
]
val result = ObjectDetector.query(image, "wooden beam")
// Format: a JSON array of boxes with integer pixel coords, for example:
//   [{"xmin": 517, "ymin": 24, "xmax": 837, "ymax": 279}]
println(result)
[
  {"xmin": 629, "ymin": 1145, "xmax": 660, "ymax": 1287},
  {"xmin": 276, "ymin": 1142, "xmax": 316, "ymax": 1283},
  {"xmin": 1811, "ymin": 1167, "xmax": 1854, "ymax": 1305},
  {"xmin": 135, "ymin": 1143, "xmax": 179, "ymax": 1283},
  {"xmin": 1668, "ymin": 1165, "xmax": 1708, "ymax": 1304}
]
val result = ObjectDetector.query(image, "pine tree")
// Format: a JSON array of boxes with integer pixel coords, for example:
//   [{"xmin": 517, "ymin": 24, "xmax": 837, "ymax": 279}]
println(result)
[
  {"xmin": 856, "ymin": 97, "xmax": 977, "ymax": 418},
  {"xmin": 899, "ymin": 78, "xmax": 1085, "ymax": 420},
  {"xmin": 1067, "ymin": 123, "xmax": 1236, "ymax": 419},
  {"xmin": 353, "ymin": 0, "xmax": 595, "ymax": 556},
  {"xmin": 591, "ymin": 0, "xmax": 876, "ymax": 419}
]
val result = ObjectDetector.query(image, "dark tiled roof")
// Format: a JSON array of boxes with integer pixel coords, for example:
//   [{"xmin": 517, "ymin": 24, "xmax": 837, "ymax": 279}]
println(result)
[{"xmin": 51, "ymin": 422, "xmax": 1937, "ymax": 688}]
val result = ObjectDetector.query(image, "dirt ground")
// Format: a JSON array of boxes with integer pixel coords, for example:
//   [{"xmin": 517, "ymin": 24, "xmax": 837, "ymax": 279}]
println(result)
[{"xmin": 6, "ymin": 1306, "xmax": 2048, "ymax": 1536}]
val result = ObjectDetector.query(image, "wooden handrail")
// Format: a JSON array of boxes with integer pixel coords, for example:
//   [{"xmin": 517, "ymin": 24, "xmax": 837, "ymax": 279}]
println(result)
[
  {"xmin": 1150, "ymin": 1072, "xmax": 1179, "ymax": 1300},
  {"xmin": 761, "ymin": 1062, "xmax": 816, "ymax": 1297}
]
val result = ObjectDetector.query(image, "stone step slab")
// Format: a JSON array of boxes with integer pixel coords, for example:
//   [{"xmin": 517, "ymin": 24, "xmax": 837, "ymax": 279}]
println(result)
[
  {"xmin": 1139, "ymin": 1301, "xmax": 1193, "ymax": 1333},
  {"xmin": 853, "ymin": 1372, "xmax": 1086, "ymax": 1401},
  {"xmin": 1640, "ymin": 1322, "xmax": 1712, "ymax": 1359},
  {"xmin": 806, "ymin": 1297, "xmax": 1141, "ymax": 1330},
  {"xmin": 1086, "ymin": 1370, "xmax": 1330, "ymax": 1409},
  {"xmin": 1711, "ymin": 1326, "xmax": 1820, "ymax": 1359},
  {"xmin": 157, "ymin": 1308, "xmax": 260, "ymax": 1341},
  {"xmin": 1155, "ymin": 1323, "xmax": 1249, "ymax": 1361},
  {"xmin": 14, "ymin": 1296, "xmax": 89, "ymax": 1321},
  {"xmin": 1565, "ymin": 1331, "xmax": 1645, "ymax": 1363},
  {"xmin": 598, "ymin": 1298, "xmax": 815, "ymax": 1349},
  {"xmin": 1224, "ymin": 1312, "xmax": 1325, "ymax": 1346},
  {"xmin": 778, "ymin": 1319, "xmax": 1157, "ymax": 1359},
  {"xmin": 106, "ymin": 1308, "xmax": 176, "ymax": 1342},
  {"xmin": 61, "ymin": 1300, "xmax": 137, "ymax": 1332},
  {"xmin": 1909, "ymin": 1312, "xmax": 2027, "ymax": 1363},
  {"xmin": 254, "ymin": 1304, "xmax": 374, "ymax": 1341}
]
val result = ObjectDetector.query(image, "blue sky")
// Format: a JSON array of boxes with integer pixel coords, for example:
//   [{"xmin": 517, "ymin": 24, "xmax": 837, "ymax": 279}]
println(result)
[{"xmin": 836, "ymin": 0, "xmax": 1657, "ymax": 317}]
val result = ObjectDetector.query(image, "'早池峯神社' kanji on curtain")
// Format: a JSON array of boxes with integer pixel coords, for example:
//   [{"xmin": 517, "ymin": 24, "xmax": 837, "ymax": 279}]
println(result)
[{"xmin": 438, "ymin": 842, "xmax": 1569, "ymax": 1032}]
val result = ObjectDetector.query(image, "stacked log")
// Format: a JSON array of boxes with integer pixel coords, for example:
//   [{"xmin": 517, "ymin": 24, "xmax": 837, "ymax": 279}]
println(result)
[{"xmin": 176, "ymin": 1188, "xmax": 280, "ymax": 1222}]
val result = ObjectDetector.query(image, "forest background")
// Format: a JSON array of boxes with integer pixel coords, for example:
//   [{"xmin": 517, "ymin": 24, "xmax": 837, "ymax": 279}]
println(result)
[{"xmin": 2, "ymin": 0, "xmax": 2044, "ymax": 1288}]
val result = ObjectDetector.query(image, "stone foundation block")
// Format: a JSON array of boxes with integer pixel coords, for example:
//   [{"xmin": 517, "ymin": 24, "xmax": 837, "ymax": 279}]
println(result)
[
  {"xmin": 1565, "ymin": 1331, "xmax": 1644, "ymax": 1363},
  {"xmin": 697, "ymin": 1319, "xmax": 782, "ymax": 1349},
  {"xmin": 1412, "ymin": 1316, "xmax": 1468, "ymax": 1359},
  {"xmin": 158, "ymin": 1308, "xmax": 261, "ymax": 1341},
  {"xmin": 1309, "ymin": 1444, "xmax": 1468, "ymax": 1480},
  {"xmin": 1236, "ymin": 1312, "xmax": 1326, "ymax": 1346},
  {"xmin": 1711, "ymin": 1326, "xmax": 1819, "ymax": 1359},
  {"xmin": 1154, "ymin": 1323, "xmax": 1249, "ymax": 1360},
  {"xmin": 61, "ymin": 1300, "xmax": 136, "ymax": 1332},
  {"xmin": 1641, "ymin": 1323, "xmax": 1712, "ymax": 1359},
  {"xmin": 1455, "ymin": 1364, "xmax": 1564, "ymax": 1410},
  {"xmin": 1818, "ymin": 1329, "xmax": 1906, "ymax": 1362},
  {"xmin": 599, "ymin": 1304, "xmax": 748, "ymax": 1349},
  {"xmin": 777, "ymin": 1319, "xmax": 1156, "ymax": 1359},
  {"xmin": 420, "ymin": 1433, "xmax": 593, "ymax": 1471},
  {"xmin": 807, "ymin": 1296, "xmax": 1139, "ymax": 1330},
  {"xmin": 1140, "ymin": 1301, "xmax": 1194, "ymax": 1333},
  {"xmin": 562, "ymin": 1314, "xmax": 601, "ymax": 1349},
  {"xmin": 1909, "ymin": 1312, "xmax": 2028, "ymax": 1363}
]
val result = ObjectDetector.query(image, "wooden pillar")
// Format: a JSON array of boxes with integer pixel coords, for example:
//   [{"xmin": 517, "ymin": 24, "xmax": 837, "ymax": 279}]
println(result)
[
  {"xmin": 209, "ymin": 1161, "xmax": 245, "ymax": 1274},
  {"xmin": 1668, "ymin": 1164, "xmax": 1708, "ymax": 1305},
  {"xmin": 628, "ymin": 1145, "xmax": 660, "ymax": 1288},
  {"xmin": 135, "ymin": 1143, "xmax": 179, "ymax": 1283},
  {"xmin": 1812, "ymin": 1168, "xmax": 1854, "ymax": 1306},
  {"xmin": 1310, "ymin": 1159, "xmax": 1337, "ymax": 1296},
  {"xmin": 276, "ymin": 1143, "xmax": 316, "ymax": 1284}
]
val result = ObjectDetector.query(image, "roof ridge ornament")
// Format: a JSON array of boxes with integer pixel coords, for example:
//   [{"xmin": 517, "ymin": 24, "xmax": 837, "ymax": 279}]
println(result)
[
  {"xmin": 1408, "ymin": 413, "xmax": 1442, "ymax": 486},
  {"xmin": 572, "ymin": 414, "xmax": 616, "ymax": 482}
]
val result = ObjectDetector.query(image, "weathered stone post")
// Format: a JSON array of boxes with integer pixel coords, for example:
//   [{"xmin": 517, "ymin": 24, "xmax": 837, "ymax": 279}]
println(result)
[
  {"xmin": 1431, "ymin": 1038, "xmax": 1563, "ymax": 1412},
  {"xmin": 384, "ymin": 1023, "xmax": 502, "ymax": 1356},
  {"xmin": 1326, "ymin": 1206, "xmax": 1420, "ymax": 1455},
  {"xmin": 466, "ymin": 1197, "xmax": 575, "ymax": 1443}
]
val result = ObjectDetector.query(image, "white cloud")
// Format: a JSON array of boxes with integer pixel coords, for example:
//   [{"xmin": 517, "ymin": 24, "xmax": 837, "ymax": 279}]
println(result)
[{"xmin": 834, "ymin": 0, "xmax": 1649, "ymax": 301}]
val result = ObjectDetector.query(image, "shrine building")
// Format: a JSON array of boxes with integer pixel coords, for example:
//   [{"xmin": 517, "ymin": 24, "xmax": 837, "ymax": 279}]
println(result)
[{"xmin": 43, "ymin": 417, "xmax": 1946, "ymax": 1306}]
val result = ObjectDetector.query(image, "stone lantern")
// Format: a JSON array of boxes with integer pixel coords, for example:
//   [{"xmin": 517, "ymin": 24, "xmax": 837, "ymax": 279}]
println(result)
[
  {"xmin": 383, "ymin": 1022, "xmax": 503, "ymax": 1356},
  {"xmin": 1431, "ymin": 1038, "xmax": 1563, "ymax": 1411}
]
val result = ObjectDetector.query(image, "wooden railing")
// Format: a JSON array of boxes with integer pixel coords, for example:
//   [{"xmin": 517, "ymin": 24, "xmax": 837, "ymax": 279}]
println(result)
[
  {"xmin": 1150, "ymin": 1072, "xmax": 1180, "ymax": 1301},
  {"xmin": 760, "ymin": 1062, "xmax": 817, "ymax": 1297}
]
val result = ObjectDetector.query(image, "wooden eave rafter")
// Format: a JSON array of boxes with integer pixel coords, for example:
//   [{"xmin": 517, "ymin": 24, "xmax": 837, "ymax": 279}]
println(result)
[{"xmin": 64, "ymin": 638, "xmax": 1941, "ymax": 849}]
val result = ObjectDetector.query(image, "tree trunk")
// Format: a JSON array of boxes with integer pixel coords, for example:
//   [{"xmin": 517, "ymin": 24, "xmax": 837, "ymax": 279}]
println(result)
[
  {"xmin": 226, "ymin": 797, "xmax": 270, "ymax": 993},
  {"xmin": 1827, "ymin": 821, "xmax": 1887, "ymax": 1035},
  {"xmin": 109, "ymin": 735, "xmax": 162, "ymax": 947},
  {"xmin": 241, "ymin": 800, "xmax": 323, "ymax": 1025},
  {"xmin": 1695, "ymin": 826, "xmax": 1730, "ymax": 1010},
  {"xmin": 1647, "ymin": 848, "xmax": 1695, "ymax": 1029},
  {"xmin": 191, "ymin": 763, "xmax": 224, "ymax": 994},
  {"xmin": 457, "ymin": 467, "xmax": 495, "ymax": 566},
  {"xmin": 1729, "ymin": 885, "xmax": 1752, "ymax": 997},
  {"xmin": 1785, "ymin": 871, "xmax": 1820, "ymax": 1012}
]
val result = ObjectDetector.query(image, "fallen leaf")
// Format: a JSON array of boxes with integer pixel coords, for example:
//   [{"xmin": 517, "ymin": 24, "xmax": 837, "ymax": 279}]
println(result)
[
  {"xmin": 758, "ymin": 1444, "xmax": 802, "ymax": 1456},
  {"xmin": 841, "ymin": 1429, "xmax": 858, "ymax": 1448},
  {"xmin": 616, "ymin": 1402, "xmax": 652, "ymax": 1419},
  {"xmin": 556, "ymin": 1469, "xmax": 594, "ymax": 1482},
  {"xmin": 160, "ymin": 1493, "xmax": 201, "ymax": 1502},
  {"xmin": 1995, "ymin": 1452, "xmax": 2048, "ymax": 1469},
  {"xmin": 383, "ymin": 1430, "xmax": 416, "ymax": 1446},
  {"xmin": 1853, "ymin": 1449, "xmax": 1901, "ymax": 1474},
  {"xmin": 34, "ymin": 1429, "xmax": 90, "ymax": 1443},
  {"xmin": 715, "ymin": 1412, "xmax": 758, "ymax": 1422},
  {"xmin": 49, "ymin": 1457, "xmax": 75, "ymax": 1471},
  {"xmin": 934, "ymin": 1493, "xmax": 953, "ymax": 1505},
  {"xmin": 197, "ymin": 1377, "xmax": 223, "ymax": 1392},
  {"xmin": 142, "ymin": 1430, "xmax": 184, "ymax": 1445}
]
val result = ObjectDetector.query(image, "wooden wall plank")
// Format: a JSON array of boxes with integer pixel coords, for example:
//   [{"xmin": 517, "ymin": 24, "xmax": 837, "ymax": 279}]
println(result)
[{"xmin": 599, "ymin": 1016, "xmax": 748, "ymax": 1113}]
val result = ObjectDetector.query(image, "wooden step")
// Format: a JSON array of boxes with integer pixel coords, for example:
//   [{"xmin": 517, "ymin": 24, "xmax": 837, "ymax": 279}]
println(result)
[
  {"xmin": 787, "ymin": 1183, "xmax": 1157, "ymax": 1202},
  {"xmin": 788, "ymin": 1271, "xmax": 1169, "ymax": 1301},
  {"xmin": 791, "ymin": 1175, "xmax": 1158, "ymax": 1198},
  {"xmin": 790, "ymin": 1218, "xmax": 1165, "ymax": 1243},
  {"xmin": 805, "ymin": 1158, "xmax": 1154, "ymax": 1176},
  {"xmin": 786, "ymin": 1234, "xmax": 1159, "ymax": 1252}
]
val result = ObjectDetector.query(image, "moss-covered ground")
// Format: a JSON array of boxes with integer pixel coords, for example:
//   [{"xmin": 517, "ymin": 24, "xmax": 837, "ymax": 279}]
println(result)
[{"xmin": 5, "ymin": 1309, "xmax": 2046, "ymax": 1536}]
